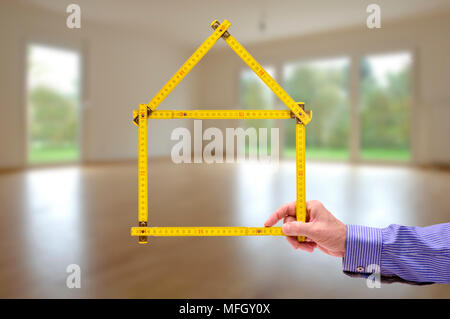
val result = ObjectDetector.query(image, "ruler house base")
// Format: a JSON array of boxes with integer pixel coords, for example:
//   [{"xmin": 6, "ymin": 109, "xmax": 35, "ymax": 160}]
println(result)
[{"xmin": 131, "ymin": 20, "xmax": 312, "ymax": 244}]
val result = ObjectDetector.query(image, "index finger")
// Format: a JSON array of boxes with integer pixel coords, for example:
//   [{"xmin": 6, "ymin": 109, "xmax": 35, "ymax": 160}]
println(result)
[{"xmin": 264, "ymin": 202, "xmax": 296, "ymax": 227}]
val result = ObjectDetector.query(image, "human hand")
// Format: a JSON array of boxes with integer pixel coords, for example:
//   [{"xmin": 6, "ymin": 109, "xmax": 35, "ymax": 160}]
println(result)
[{"xmin": 264, "ymin": 200, "xmax": 347, "ymax": 257}]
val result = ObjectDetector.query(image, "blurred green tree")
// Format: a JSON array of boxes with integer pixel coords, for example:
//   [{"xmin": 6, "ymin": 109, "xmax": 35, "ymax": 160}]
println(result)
[
  {"xmin": 360, "ymin": 60, "xmax": 411, "ymax": 153},
  {"xmin": 29, "ymin": 85, "xmax": 78, "ymax": 148},
  {"xmin": 283, "ymin": 62, "xmax": 350, "ymax": 157},
  {"xmin": 240, "ymin": 71, "xmax": 275, "ymax": 154}
]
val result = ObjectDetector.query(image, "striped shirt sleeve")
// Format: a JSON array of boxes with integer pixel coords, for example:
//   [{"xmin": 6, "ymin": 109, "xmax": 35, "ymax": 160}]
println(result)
[{"xmin": 342, "ymin": 223, "xmax": 450, "ymax": 284}]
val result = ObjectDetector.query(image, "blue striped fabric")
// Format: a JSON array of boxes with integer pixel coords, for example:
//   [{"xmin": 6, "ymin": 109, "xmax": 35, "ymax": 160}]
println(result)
[
  {"xmin": 343, "ymin": 223, "xmax": 450, "ymax": 284},
  {"xmin": 343, "ymin": 225, "xmax": 383, "ymax": 274}
]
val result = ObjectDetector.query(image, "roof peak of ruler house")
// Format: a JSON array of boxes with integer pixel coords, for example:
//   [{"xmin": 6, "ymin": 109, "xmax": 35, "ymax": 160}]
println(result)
[{"xmin": 133, "ymin": 19, "xmax": 311, "ymax": 126}]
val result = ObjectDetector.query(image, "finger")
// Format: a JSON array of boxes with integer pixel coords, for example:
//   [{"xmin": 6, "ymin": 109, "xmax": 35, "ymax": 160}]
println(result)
[
  {"xmin": 286, "ymin": 236, "xmax": 299, "ymax": 250},
  {"xmin": 264, "ymin": 202, "xmax": 296, "ymax": 227},
  {"xmin": 284, "ymin": 215, "xmax": 297, "ymax": 249},
  {"xmin": 283, "ymin": 215, "xmax": 296, "ymax": 224},
  {"xmin": 305, "ymin": 200, "xmax": 317, "ymax": 211},
  {"xmin": 282, "ymin": 221, "xmax": 313, "ymax": 237},
  {"xmin": 286, "ymin": 236, "xmax": 317, "ymax": 252},
  {"xmin": 305, "ymin": 200, "xmax": 322, "ymax": 221},
  {"xmin": 297, "ymin": 241, "xmax": 317, "ymax": 252},
  {"xmin": 285, "ymin": 216, "xmax": 314, "ymax": 242},
  {"xmin": 265, "ymin": 202, "xmax": 295, "ymax": 227}
]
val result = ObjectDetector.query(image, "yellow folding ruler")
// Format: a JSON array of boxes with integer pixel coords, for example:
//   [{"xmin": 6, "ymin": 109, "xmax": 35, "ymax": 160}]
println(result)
[
  {"xmin": 132, "ymin": 227, "xmax": 284, "ymax": 237},
  {"xmin": 133, "ymin": 110, "xmax": 293, "ymax": 123},
  {"xmin": 130, "ymin": 20, "xmax": 312, "ymax": 244}
]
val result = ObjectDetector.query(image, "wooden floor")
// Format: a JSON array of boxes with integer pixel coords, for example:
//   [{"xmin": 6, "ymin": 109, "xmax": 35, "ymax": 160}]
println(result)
[{"xmin": 0, "ymin": 160, "xmax": 449, "ymax": 298}]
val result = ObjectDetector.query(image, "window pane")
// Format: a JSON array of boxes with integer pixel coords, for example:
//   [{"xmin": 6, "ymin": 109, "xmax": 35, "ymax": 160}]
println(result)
[
  {"xmin": 240, "ymin": 67, "xmax": 275, "ymax": 109},
  {"xmin": 283, "ymin": 58, "xmax": 350, "ymax": 159},
  {"xmin": 360, "ymin": 52, "xmax": 411, "ymax": 161},
  {"xmin": 27, "ymin": 44, "xmax": 81, "ymax": 164},
  {"xmin": 239, "ymin": 67, "xmax": 276, "ymax": 155}
]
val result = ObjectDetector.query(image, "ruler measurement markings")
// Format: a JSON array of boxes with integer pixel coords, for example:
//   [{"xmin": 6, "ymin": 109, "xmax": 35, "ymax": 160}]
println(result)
[
  {"xmin": 296, "ymin": 122, "xmax": 306, "ymax": 242},
  {"xmin": 131, "ymin": 227, "xmax": 284, "ymax": 237}
]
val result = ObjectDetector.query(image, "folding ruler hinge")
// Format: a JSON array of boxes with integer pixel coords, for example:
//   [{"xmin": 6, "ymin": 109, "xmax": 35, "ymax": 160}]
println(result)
[
  {"xmin": 133, "ymin": 105, "xmax": 152, "ymax": 126},
  {"xmin": 291, "ymin": 103, "xmax": 312, "ymax": 125},
  {"xmin": 138, "ymin": 221, "xmax": 148, "ymax": 244},
  {"xmin": 210, "ymin": 20, "xmax": 231, "ymax": 39}
]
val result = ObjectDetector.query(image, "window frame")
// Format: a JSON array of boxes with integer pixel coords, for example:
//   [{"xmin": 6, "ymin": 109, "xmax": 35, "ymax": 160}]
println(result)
[
  {"xmin": 353, "ymin": 48, "xmax": 417, "ymax": 165},
  {"xmin": 22, "ymin": 37, "xmax": 85, "ymax": 168}
]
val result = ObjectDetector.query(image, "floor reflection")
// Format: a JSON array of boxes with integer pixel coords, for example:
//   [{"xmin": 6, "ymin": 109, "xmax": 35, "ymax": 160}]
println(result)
[
  {"xmin": 23, "ymin": 167, "xmax": 85, "ymax": 296},
  {"xmin": 0, "ymin": 161, "xmax": 449, "ymax": 298}
]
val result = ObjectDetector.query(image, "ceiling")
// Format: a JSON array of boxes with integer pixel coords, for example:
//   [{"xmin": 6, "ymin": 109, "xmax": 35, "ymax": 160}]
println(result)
[{"xmin": 26, "ymin": 0, "xmax": 450, "ymax": 48}]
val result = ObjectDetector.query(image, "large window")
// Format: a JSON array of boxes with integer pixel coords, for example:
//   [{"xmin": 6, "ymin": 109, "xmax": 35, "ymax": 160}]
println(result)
[
  {"xmin": 26, "ymin": 44, "xmax": 81, "ymax": 164},
  {"xmin": 359, "ymin": 52, "xmax": 412, "ymax": 161},
  {"xmin": 237, "ymin": 52, "xmax": 412, "ymax": 162},
  {"xmin": 283, "ymin": 58, "xmax": 350, "ymax": 159}
]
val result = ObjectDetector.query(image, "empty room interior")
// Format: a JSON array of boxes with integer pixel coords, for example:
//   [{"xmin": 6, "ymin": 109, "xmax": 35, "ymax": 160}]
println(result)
[{"xmin": 0, "ymin": 0, "xmax": 450, "ymax": 298}]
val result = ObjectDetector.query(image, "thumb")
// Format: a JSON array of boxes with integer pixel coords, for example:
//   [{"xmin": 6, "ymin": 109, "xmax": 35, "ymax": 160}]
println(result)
[{"xmin": 282, "ymin": 221, "xmax": 313, "ymax": 237}]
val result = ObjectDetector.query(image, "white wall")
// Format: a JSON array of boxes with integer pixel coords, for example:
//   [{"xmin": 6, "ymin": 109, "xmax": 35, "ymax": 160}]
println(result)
[
  {"xmin": 0, "ymin": 2, "xmax": 197, "ymax": 169},
  {"xmin": 194, "ymin": 11, "xmax": 450, "ymax": 165},
  {"xmin": 2, "ymin": 3, "xmax": 449, "ymax": 168}
]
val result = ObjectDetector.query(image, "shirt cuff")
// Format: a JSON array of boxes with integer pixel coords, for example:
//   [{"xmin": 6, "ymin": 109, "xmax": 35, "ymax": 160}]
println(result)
[{"xmin": 342, "ymin": 225, "xmax": 383, "ymax": 274}]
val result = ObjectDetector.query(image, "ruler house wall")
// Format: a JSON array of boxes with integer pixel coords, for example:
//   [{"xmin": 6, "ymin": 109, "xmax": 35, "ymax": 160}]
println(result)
[{"xmin": 130, "ymin": 20, "xmax": 311, "ymax": 244}]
